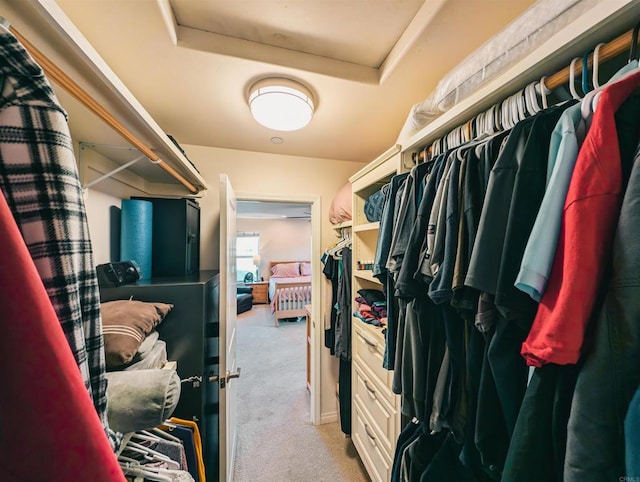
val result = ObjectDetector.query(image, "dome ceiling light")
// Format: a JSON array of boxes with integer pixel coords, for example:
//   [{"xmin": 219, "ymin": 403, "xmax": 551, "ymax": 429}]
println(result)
[{"xmin": 248, "ymin": 78, "xmax": 315, "ymax": 131}]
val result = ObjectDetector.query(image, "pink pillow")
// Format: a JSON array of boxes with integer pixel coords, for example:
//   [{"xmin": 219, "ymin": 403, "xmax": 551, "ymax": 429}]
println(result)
[
  {"xmin": 300, "ymin": 262, "xmax": 312, "ymax": 276},
  {"xmin": 329, "ymin": 182, "xmax": 352, "ymax": 224},
  {"xmin": 271, "ymin": 262, "xmax": 300, "ymax": 278}
]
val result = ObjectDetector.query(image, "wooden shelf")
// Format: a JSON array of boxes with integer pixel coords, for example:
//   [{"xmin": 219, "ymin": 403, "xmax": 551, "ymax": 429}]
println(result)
[
  {"xmin": 354, "ymin": 222, "xmax": 380, "ymax": 232},
  {"xmin": 332, "ymin": 220, "xmax": 353, "ymax": 231},
  {"xmin": 354, "ymin": 270, "xmax": 381, "ymax": 284}
]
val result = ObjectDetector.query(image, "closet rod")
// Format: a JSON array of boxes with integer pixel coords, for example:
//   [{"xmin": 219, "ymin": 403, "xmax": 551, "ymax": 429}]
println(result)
[
  {"xmin": 545, "ymin": 27, "xmax": 635, "ymax": 89},
  {"xmin": 9, "ymin": 26, "xmax": 199, "ymax": 194},
  {"xmin": 417, "ymin": 25, "xmax": 638, "ymax": 163}
]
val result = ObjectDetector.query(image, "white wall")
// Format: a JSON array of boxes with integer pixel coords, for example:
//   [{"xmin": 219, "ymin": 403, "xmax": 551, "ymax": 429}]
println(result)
[
  {"xmin": 184, "ymin": 144, "xmax": 362, "ymax": 422},
  {"xmin": 237, "ymin": 217, "xmax": 311, "ymax": 280}
]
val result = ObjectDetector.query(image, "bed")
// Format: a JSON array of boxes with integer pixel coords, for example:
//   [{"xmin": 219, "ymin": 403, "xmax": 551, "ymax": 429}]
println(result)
[{"xmin": 268, "ymin": 261, "xmax": 312, "ymax": 327}]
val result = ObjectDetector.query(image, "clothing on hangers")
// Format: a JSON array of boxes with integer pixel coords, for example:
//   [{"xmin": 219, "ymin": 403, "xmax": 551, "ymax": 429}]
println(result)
[
  {"xmin": 386, "ymin": 67, "xmax": 640, "ymax": 482},
  {"xmin": 516, "ymin": 60, "xmax": 640, "ymax": 302},
  {"xmin": 0, "ymin": 24, "xmax": 119, "ymax": 450},
  {"xmin": 523, "ymin": 70, "xmax": 640, "ymax": 368},
  {"xmin": 166, "ymin": 418, "xmax": 206, "ymax": 482}
]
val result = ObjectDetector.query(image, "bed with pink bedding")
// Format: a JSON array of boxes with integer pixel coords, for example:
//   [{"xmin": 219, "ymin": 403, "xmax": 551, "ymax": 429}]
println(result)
[{"xmin": 268, "ymin": 261, "xmax": 312, "ymax": 326}]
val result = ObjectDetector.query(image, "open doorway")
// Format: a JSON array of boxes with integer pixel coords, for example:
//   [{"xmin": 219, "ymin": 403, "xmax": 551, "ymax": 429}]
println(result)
[{"xmin": 234, "ymin": 193, "xmax": 322, "ymax": 420}]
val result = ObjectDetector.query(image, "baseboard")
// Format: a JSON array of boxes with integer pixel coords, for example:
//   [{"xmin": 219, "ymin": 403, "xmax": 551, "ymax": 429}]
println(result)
[{"xmin": 320, "ymin": 410, "xmax": 338, "ymax": 424}]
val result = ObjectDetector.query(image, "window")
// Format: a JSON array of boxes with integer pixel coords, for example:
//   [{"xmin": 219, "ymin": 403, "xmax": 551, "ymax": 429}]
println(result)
[{"xmin": 236, "ymin": 232, "xmax": 260, "ymax": 282}]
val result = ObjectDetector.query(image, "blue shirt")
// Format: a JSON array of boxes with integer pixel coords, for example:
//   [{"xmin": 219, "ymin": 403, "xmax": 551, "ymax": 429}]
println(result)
[{"xmin": 515, "ymin": 103, "xmax": 583, "ymax": 301}]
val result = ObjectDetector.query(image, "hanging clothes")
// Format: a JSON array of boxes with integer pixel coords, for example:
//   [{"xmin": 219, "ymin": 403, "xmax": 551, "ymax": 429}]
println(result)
[
  {"xmin": 0, "ymin": 23, "xmax": 119, "ymax": 448},
  {"xmin": 167, "ymin": 418, "xmax": 206, "ymax": 482},
  {"xmin": 522, "ymin": 70, "xmax": 640, "ymax": 368},
  {"xmin": 516, "ymin": 60, "xmax": 639, "ymax": 303},
  {"xmin": 373, "ymin": 171, "xmax": 409, "ymax": 370},
  {"xmin": 321, "ymin": 236, "xmax": 353, "ymax": 435},
  {"xmin": 0, "ymin": 191, "xmax": 124, "ymax": 481},
  {"xmin": 380, "ymin": 52, "xmax": 640, "ymax": 480},
  {"xmin": 563, "ymin": 111, "xmax": 640, "ymax": 481}
]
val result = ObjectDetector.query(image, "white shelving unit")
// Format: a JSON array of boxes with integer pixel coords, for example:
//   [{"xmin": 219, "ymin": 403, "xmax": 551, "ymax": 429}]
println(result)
[{"xmin": 349, "ymin": 145, "xmax": 403, "ymax": 482}]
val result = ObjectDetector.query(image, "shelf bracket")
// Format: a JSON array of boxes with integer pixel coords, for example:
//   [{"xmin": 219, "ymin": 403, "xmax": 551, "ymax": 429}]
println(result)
[{"xmin": 81, "ymin": 153, "xmax": 147, "ymax": 190}]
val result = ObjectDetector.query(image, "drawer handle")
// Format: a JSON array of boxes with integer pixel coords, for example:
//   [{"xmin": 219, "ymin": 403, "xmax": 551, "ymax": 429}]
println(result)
[
  {"xmin": 364, "ymin": 423, "xmax": 376, "ymax": 441},
  {"xmin": 361, "ymin": 332, "xmax": 378, "ymax": 348},
  {"xmin": 364, "ymin": 379, "xmax": 377, "ymax": 396}
]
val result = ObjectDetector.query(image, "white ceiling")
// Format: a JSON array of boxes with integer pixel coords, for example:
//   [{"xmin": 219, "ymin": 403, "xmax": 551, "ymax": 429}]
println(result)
[
  {"xmin": 55, "ymin": 0, "xmax": 537, "ymax": 164},
  {"xmin": 237, "ymin": 200, "xmax": 311, "ymax": 219}
]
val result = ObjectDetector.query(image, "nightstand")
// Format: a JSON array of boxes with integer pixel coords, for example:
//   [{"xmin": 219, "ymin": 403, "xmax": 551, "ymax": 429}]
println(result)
[{"xmin": 245, "ymin": 281, "xmax": 268, "ymax": 304}]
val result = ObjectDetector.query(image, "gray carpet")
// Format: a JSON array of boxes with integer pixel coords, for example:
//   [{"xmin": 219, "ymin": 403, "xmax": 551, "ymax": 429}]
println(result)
[{"xmin": 233, "ymin": 305, "xmax": 370, "ymax": 482}]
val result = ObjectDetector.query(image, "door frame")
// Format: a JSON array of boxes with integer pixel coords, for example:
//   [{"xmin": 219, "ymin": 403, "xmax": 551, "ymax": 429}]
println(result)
[{"xmin": 236, "ymin": 190, "xmax": 322, "ymax": 425}]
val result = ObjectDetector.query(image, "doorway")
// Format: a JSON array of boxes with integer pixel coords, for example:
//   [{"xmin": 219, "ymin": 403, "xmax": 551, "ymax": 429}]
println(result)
[{"xmin": 235, "ymin": 192, "xmax": 322, "ymax": 424}]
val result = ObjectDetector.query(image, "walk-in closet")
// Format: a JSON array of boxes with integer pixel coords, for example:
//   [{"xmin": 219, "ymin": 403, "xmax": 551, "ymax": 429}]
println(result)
[{"xmin": 2, "ymin": 1, "xmax": 640, "ymax": 481}]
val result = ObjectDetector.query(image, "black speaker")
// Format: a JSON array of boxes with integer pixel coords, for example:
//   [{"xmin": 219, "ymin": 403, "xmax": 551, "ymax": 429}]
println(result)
[{"xmin": 96, "ymin": 260, "xmax": 141, "ymax": 287}]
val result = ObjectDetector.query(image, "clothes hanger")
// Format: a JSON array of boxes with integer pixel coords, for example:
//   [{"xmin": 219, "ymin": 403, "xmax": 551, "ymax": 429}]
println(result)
[
  {"xmin": 465, "ymin": 119, "xmax": 473, "ymax": 142},
  {"xmin": 516, "ymin": 89, "xmax": 527, "ymax": 121},
  {"xmin": 523, "ymin": 84, "xmax": 535, "ymax": 116},
  {"xmin": 122, "ymin": 440, "xmax": 181, "ymax": 470},
  {"xmin": 131, "ymin": 432, "xmax": 163, "ymax": 444},
  {"xmin": 538, "ymin": 76, "xmax": 549, "ymax": 109},
  {"xmin": 510, "ymin": 92, "xmax": 521, "ymax": 124},
  {"xmin": 581, "ymin": 43, "xmax": 605, "ymax": 119},
  {"xmin": 149, "ymin": 427, "xmax": 182, "ymax": 443},
  {"xmin": 588, "ymin": 39, "xmax": 640, "ymax": 113},
  {"xmin": 495, "ymin": 101, "xmax": 503, "ymax": 131},
  {"xmin": 500, "ymin": 97, "xmax": 511, "ymax": 130},
  {"xmin": 508, "ymin": 93, "xmax": 518, "ymax": 125},
  {"xmin": 569, "ymin": 57, "xmax": 583, "ymax": 100},
  {"xmin": 119, "ymin": 455, "xmax": 173, "ymax": 482},
  {"xmin": 629, "ymin": 21, "xmax": 640, "ymax": 63},
  {"xmin": 581, "ymin": 49, "xmax": 593, "ymax": 95},
  {"xmin": 525, "ymin": 81, "xmax": 542, "ymax": 115}
]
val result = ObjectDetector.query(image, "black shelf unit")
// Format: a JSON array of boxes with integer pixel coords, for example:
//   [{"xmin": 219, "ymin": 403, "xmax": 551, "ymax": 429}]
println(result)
[
  {"xmin": 100, "ymin": 270, "xmax": 220, "ymax": 480},
  {"xmin": 132, "ymin": 197, "xmax": 200, "ymax": 277}
]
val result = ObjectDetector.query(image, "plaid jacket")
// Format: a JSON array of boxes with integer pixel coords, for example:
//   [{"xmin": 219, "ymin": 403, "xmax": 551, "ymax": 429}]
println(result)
[{"xmin": 0, "ymin": 25, "xmax": 120, "ymax": 449}]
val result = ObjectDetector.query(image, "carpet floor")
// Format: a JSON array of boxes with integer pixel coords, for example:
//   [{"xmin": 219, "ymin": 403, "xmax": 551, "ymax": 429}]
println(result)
[{"xmin": 233, "ymin": 305, "xmax": 370, "ymax": 482}]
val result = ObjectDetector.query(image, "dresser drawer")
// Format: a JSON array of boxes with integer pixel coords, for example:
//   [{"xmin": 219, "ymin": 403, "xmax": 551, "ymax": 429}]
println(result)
[
  {"xmin": 249, "ymin": 282, "xmax": 268, "ymax": 304},
  {"xmin": 353, "ymin": 322, "xmax": 394, "ymax": 394},
  {"xmin": 352, "ymin": 402, "xmax": 392, "ymax": 482},
  {"xmin": 353, "ymin": 362, "xmax": 399, "ymax": 453}
]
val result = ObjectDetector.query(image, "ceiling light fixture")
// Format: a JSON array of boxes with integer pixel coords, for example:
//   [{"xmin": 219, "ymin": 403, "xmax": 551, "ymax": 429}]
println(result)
[{"xmin": 248, "ymin": 78, "xmax": 315, "ymax": 131}]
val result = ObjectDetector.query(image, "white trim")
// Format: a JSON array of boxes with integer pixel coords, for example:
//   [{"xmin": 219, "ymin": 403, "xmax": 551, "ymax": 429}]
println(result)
[
  {"xmin": 236, "ymin": 191, "xmax": 323, "ymax": 426},
  {"xmin": 320, "ymin": 410, "xmax": 339, "ymax": 425}
]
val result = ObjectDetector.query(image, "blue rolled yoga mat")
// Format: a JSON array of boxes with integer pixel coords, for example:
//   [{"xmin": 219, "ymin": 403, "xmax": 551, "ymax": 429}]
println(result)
[{"xmin": 120, "ymin": 199, "xmax": 153, "ymax": 279}]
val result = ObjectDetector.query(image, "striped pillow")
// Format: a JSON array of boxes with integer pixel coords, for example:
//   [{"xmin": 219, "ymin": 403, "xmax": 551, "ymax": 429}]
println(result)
[{"xmin": 101, "ymin": 300, "xmax": 173, "ymax": 368}]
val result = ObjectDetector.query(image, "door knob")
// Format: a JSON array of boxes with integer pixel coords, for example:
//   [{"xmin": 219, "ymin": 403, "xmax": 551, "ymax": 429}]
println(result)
[{"xmin": 227, "ymin": 367, "xmax": 242, "ymax": 380}]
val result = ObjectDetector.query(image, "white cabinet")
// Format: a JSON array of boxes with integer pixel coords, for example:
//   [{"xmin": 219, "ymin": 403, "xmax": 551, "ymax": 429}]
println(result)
[{"xmin": 349, "ymin": 145, "xmax": 404, "ymax": 482}]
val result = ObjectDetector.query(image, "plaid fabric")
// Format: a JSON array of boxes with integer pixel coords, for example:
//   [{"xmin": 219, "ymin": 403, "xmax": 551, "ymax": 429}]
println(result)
[{"xmin": 0, "ymin": 26, "xmax": 121, "ymax": 449}]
